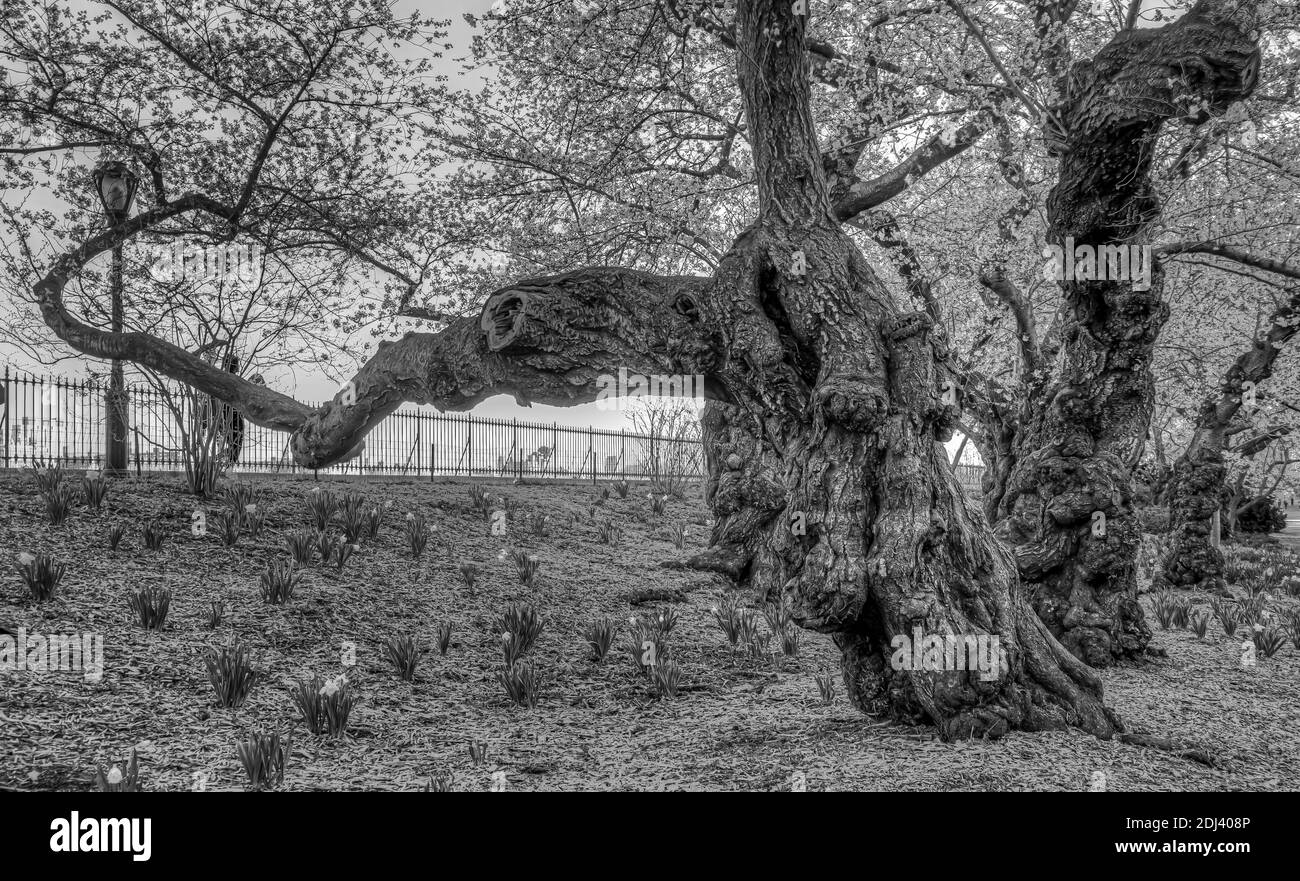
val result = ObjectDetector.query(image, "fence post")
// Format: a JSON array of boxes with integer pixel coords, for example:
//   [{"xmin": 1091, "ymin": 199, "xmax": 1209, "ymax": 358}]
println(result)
[
  {"xmin": 1, "ymin": 365, "xmax": 8, "ymax": 470},
  {"xmin": 620, "ymin": 429, "xmax": 626, "ymax": 481},
  {"xmin": 513, "ymin": 418, "xmax": 519, "ymax": 480},
  {"xmin": 553, "ymin": 422, "xmax": 558, "ymax": 479},
  {"xmin": 589, "ymin": 426, "xmax": 596, "ymax": 484},
  {"xmin": 430, "ymin": 441, "xmax": 435, "ymax": 482},
  {"xmin": 467, "ymin": 413, "xmax": 474, "ymax": 477}
]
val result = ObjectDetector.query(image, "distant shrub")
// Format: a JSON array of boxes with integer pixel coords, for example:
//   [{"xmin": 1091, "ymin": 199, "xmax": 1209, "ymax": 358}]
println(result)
[{"xmin": 1230, "ymin": 496, "xmax": 1287, "ymax": 535}]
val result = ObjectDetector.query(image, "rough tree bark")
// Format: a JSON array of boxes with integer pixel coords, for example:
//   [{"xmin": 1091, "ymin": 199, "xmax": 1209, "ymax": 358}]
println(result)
[
  {"xmin": 1159, "ymin": 288, "xmax": 1300, "ymax": 591},
  {"xmin": 994, "ymin": 0, "xmax": 1260, "ymax": 666}
]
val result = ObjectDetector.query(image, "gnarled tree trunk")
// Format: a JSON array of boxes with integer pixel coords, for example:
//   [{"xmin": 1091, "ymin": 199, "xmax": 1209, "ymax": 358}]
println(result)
[
  {"xmin": 995, "ymin": 0, "xmax": 1259, "ymax": 666},
  {"xmin": 1161, "ymin": 287, "xmax": 1300, "ymax": 590}
]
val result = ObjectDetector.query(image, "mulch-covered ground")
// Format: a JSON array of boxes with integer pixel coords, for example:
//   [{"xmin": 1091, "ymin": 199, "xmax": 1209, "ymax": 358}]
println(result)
[{"xmin": 2, "ymin": 471, "xmax": 1298, "ymax": 791}]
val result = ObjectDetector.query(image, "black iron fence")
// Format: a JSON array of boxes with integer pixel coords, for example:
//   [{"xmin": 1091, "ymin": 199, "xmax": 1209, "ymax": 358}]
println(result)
[
  {"xmin": 0, "ymin": 367, "xmax": 989, "ymax": 492},
  {"xmin": 0, "ymin": 367, "xmax": 705, "ymax": 482}
]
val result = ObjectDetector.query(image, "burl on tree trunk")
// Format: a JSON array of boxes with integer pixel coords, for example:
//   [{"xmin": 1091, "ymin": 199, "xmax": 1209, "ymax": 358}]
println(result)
[
  {"xmin": 31, "ymin": 0, "xmax": 1246, "ymax": 740},
  {"xmin": 994, "ymin": 0, "xmax": 1259, "ymax": 666}
]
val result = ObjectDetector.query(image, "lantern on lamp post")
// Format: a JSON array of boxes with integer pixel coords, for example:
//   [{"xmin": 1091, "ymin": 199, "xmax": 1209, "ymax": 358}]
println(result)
[{"xmin": 93, "ymin": 160, "xmax": 138, "ymax": 475}]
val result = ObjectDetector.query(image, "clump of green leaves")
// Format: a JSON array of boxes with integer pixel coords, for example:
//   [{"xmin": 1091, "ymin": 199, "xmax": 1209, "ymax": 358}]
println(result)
[
  {"xmin": 128, "ymin": 586, "xmax": 172, "ymax": 630},
  {"xmin": 458, "ymin": 560, "xmax": 479, "ymax": 591},
  {"xmin": 364, "ymin": 506, "xmax": 383, "ymax": 540},
  {"xmin": 306, "ymin": 488, "xmax": 338, "ymax": 529},
  {"xmin": 648, "ymin": 493, "xmax": 668, "ymax": 517},
  {"xmin": 1151, "ymin": 591, "xmax": 1178, "ymax": 630},
  {"xmin": 291, "ymin": 673, "xmax": 356, "ymax": 738},
  {"xmin": 314, "ymin": 530, "xmax": 335, "ymax": 566},
  {"xmin": 205, "ymin": 638, "xmax": 259, "ymax": 708},
  {"xmin": 44, "ymin": 484, "xmax": 76, "ymax": 526},
  {"xmin": 141, "ymin": 519, "xmax": 166, "ymax": 551},
  {"xmin": 82, "ymin": 470, "xmax": 108, "ymax": 512},
  {"xmin": 259, "ymin": 558, "xmax": 302, "ymax": 605},
  {"xmin": 815, "ymin": 670, "xmax": 836, "ymax": 705},
  {"xmin": 94, "ymin": 749, "xmax": 142, "ymax": 792},
  {"xmin": 711, "ymin": 594, "xmax": 747, "ymax": 648},
  {"xmin": 286, "ymin": 529, "xmax": 315, "ymax": 564},
  {"xmin": 383, "ymin": 633, "xmax": 422, "ymax": 681},
  {"xmin": 341, "ymin": 505, "xmax": 367, "ymax": 543},
  {"xmin": 1211, "ymin": 597, "xmax": 1241, "ymax": 637},
  {"xmin": 504, "ymin": 548, "xmax": 540, "ymax": 587},
  {"xmin": 435, "ymin": 621, "xmax": 453, "ymax": 655},
  {"xmin": 237, "ymin": 731, "xmax": 289, "ymax": 791},
  {"xmin": 612, "ymin": 480, "xmax": 629, "ymax": 499},
  {"xmin": 498, "ymin": 661, "xmax": 542, "ymax": 707},
  {"xmin": 598, "ymin": 521, "xmax": 623, "ymax": 545},
  {"xmin": 1190, "ymin": 610, "xmax": 1210, "ymax": 639},
  {"xmin": 525, "ymin": 511, "xmax": 549, "ymax": 537},
  {"xmin": 205, "ymin": 600, "xmax": 225, "ymax": 629},
  {"xmin": 498, "ymin": 602, "xmax": 544, "ymax": 665},
  {"xmin": 107, "ymin": 522, "xmax": 126, "ymax": 552},
  {"xmin": 225, "ymin": 482, "xmax": 255, "ymax": 518},
  {"xmin": 649, "ymin": 659, "xmax": 683, "ymax": 700},
  {"xmin": 217, "ymin": 512, "xmax": 241, "ymax": 547},
  {"xmin": 1253, "ymin": 625, "xmax": 1287, "ymax": 660},
  {"xmin": 404, "ymin": 512, "xmax": 429, "ymax": 558},
  {"xmin": 584, "ymin": 617, "xmax": 617, "ymax": 662},
  {"xmin": 333, "ymin": 542, "xmax": 357, "ymax": 573},
  {"xmin": 468, "ymin": 484, "xmax": 490, "ymax": 514},
  {"xmin": 15, "ymin": 552, "xmax": 64, "ymax": 601},
  {"xmin": 33, "ymin": 460, "xmax": 63, "ymax": 494},
  {"xmin": 244, "ymin": 505, "xmax": 265, "ymax": 537}
]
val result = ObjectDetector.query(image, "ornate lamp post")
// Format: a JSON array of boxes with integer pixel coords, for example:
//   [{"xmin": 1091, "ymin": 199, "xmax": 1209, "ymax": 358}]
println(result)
[{"xmin": 92, "ymin": 160, "xmax": 138, "ymax": 475}]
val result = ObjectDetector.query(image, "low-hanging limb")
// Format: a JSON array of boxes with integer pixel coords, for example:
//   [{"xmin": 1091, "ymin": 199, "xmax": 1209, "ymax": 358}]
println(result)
[{"xmin": 33, "ymin": 202, "xmax": 717, "ymax": 467}]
